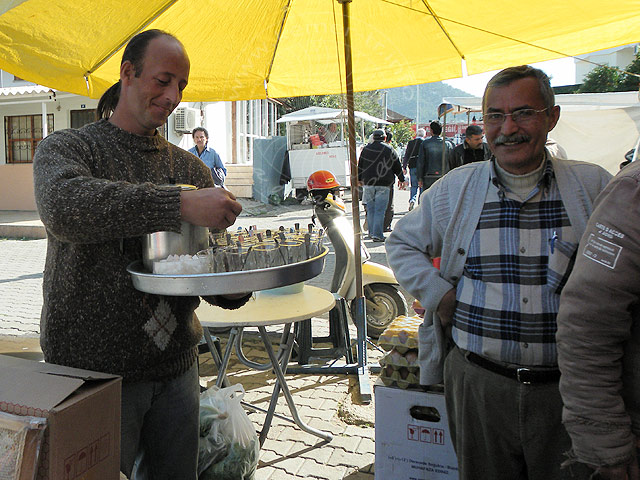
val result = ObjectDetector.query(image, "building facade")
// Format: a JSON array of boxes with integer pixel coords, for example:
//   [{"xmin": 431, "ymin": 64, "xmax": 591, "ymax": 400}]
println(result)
[{"xmin": 0, "ymin": 72, "xmax": 279, "ymax": 210}]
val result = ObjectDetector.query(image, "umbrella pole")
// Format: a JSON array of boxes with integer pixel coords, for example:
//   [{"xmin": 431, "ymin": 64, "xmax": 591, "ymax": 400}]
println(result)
[{"xmin": 340, "ymin": 0, "xmax": 371, "ymax": 403}]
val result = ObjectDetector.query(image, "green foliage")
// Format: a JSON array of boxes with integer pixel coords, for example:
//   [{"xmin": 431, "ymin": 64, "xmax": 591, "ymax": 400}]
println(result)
[
  {"xmin": 388, "ymin": 120, "xmax": 414, "ymax": 147},
  {"xmin": 618, "ymin": 52, "xmax": 640, "ymax": 92},
  {"xmin": 313, "ymin": 91, "xmax": 384, "ymax": 118},
  {"xmin": 577, "ymin": 52, "xmax": 640, "ymax": 93},
  {"xmin": 577, "ymin": 65, "xmax": 620, "ymax": 93}
]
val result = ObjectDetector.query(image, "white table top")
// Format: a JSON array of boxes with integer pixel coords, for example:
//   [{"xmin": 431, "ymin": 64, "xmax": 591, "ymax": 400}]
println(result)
[{"xmin": 195, "ymin": 285, "xmax": 336, "ymax": 327}]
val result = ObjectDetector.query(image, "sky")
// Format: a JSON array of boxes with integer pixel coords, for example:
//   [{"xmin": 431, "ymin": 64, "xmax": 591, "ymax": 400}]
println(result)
[{"xmin": 443, "ymin": 57, "xmax": 576, "ymax": 97}]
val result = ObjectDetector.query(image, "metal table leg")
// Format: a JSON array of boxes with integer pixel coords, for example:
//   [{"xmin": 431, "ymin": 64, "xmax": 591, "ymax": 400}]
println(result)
[
  {"xmin": 214, "ymin": 327, "xmax": 240, "ymax": 388},
  {"xmin": 203, "ymin": 327, "xmax": 231, "ymax": 388},
  {"xmin": 258, "ymin": 325, "xmax": 333, "ymax": 444}
]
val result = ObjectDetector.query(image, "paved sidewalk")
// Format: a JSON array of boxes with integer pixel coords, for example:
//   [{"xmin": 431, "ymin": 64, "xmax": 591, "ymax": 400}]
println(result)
[{"xmin": 0, "ymin": 189, "xmax": 413, "ymax": 479}]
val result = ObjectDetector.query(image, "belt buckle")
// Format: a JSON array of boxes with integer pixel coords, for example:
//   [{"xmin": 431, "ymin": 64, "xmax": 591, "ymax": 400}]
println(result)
[{"xmin": 516, "ymin": 367, "xmax": 532, "ymax": 384}]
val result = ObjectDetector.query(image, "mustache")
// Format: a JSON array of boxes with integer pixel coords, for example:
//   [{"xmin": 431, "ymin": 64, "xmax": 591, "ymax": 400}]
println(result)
[{"xmin": 494, "ymin": 134, "xmax": 530, "ymax": 146}]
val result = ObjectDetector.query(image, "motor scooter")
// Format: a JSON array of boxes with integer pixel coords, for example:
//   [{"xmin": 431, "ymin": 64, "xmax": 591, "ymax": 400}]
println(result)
[{"xmin": 311, "ymin": 191, "xmax": 407, "ymax": 338}]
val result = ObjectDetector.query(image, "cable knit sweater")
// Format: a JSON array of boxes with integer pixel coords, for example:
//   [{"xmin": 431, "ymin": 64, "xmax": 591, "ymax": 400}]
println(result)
[{"xmin": 33, "ymin": 119, "xmax": 214, "ymax": 382}]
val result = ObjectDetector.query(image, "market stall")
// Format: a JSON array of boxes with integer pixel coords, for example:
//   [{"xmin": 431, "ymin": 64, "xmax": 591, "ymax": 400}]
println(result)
[{"xmin": 276, "ymin": 106, "xmax": 389, "ymax": 199}]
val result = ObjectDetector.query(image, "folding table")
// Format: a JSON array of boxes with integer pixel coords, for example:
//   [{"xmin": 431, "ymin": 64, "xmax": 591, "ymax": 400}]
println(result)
[{"xmin": 195, "ymin": 285, "xmax": 336, "ymax": 445}]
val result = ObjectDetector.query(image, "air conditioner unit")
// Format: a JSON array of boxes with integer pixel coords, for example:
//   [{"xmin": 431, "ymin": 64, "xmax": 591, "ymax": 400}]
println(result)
[{"xmin": 173, "ymin": 107, "xmax": 200, "ymax": 133}]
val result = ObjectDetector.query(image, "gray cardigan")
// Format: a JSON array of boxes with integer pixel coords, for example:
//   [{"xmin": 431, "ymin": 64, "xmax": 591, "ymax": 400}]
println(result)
[{"xmin": 385, "ymin": 155, "xmax": 612, "ymax": 385}]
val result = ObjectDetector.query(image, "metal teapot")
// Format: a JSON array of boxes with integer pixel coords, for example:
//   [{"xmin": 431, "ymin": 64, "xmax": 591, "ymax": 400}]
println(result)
[{"xmin": 142, "ymin": 185, "xmax": 209, "ymax": 271}]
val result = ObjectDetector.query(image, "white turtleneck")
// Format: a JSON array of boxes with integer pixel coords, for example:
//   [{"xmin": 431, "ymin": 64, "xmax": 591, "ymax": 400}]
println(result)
[{"xmin": 494, "ymin": 159, "xmax": 545, "ymax": 201}]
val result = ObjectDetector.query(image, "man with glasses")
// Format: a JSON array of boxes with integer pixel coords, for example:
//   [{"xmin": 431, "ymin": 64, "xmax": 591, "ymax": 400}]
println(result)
[{"xmin": 386, "ymin": 65, "xmax": 611, "ymax": 479}]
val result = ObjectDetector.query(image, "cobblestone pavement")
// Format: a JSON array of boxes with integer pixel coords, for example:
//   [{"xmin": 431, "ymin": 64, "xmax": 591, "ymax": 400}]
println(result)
[{"xmin": 0, "ymin": 189, "xmax": 414, "ymax": 479}]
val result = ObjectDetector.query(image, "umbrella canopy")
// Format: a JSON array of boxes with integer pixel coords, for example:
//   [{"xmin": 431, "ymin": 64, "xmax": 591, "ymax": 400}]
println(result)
[{"xmin": 0, "ymin": 0, "xmax": 638, "ymax": 102}]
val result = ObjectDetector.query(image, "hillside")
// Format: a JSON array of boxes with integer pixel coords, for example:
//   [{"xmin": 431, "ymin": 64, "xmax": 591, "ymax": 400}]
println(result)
[{"xmin": 386, "ymin": 82, "xmax": 473, "ymax": 124}]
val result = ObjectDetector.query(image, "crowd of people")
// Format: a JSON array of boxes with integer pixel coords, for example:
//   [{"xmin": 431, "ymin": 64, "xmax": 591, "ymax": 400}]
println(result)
[{"xmin": 31, "ymin": 26, "xmax": 640, "ymax": 480}]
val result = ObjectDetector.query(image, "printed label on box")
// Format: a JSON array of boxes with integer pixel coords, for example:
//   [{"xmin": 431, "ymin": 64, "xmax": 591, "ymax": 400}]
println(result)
[{"xmin": 376, "ymin": 385, "xmax": 458, "ymax": 479}]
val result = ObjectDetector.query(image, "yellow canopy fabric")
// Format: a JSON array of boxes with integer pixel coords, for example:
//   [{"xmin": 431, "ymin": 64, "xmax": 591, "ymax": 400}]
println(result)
[{"xmin": 0, "ymin": 0, "xmax": 638, "ymax": 101}]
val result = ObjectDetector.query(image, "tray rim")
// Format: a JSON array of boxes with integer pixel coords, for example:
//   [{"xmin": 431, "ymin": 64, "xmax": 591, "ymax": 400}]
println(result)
[{"xmin": 127, "ymin": 246, "xmax": 328, "ymax": 296}]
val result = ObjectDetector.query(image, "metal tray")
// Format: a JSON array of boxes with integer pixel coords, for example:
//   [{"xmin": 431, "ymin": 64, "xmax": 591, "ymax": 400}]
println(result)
[{"xmin": 127, "ymin": 247, "xmax": 328, "ymax": 296}]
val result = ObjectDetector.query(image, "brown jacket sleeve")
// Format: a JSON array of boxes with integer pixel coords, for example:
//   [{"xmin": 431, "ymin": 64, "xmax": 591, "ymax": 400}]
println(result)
[{"xmin": 557, "ymin": 165, "xmax": 640, "ymax": 467}]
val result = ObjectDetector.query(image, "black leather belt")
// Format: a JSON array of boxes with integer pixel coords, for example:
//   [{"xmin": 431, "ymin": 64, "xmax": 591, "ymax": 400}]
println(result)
[{"xmin": 465, "ymin": 351, "xmax": 560, "ymax": 385}]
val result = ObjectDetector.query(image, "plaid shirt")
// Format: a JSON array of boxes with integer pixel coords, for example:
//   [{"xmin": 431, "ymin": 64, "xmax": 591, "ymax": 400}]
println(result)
[{"xmin": 452, "ymin": 159, "xmax": 577, "ymax": 366}]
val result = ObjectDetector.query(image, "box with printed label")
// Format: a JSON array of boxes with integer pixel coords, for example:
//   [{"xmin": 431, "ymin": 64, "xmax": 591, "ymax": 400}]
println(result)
[
  {"xmin": 0, "ymin": 354, "xmax": 121, "ymax": 480},
  {"xmin": 375, "ymin": 382, "xmax": 458, "ymax": 480}
]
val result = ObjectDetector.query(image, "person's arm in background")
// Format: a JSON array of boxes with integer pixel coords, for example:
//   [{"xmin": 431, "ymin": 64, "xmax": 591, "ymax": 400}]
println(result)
[
  {"xmin": 402, "ymin": 140, "xmax": 411, "ymax": 172},
  {"xmin": 557, "ymin": 174, "xmax": 640, "ymax": 480},
  {"xmin": 212, "ymin": 149, "xmax": 227, "ymax": 175},
  {"xmin": 391, "ymin": 148, "xmax": 407, "ymax": 187},
  {"xmin": 417, "ymin": 142, "xmax": 426, "ymax": 188},
  {"xmin": 450, "ymin": 145, "xmax": 462, "ymax": 171}
]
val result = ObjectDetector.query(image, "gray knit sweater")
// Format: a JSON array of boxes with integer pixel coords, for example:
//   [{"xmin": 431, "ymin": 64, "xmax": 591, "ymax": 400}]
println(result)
[{"xmin": 33, "ymin": 119, "xmax": 213, "ymax": 382}]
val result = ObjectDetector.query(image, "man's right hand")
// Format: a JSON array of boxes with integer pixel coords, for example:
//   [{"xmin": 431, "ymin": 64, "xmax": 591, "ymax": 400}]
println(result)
[
  {"xmin": 418, "ymin": 180, "xmax": 424, "ymax": 189},
  {"xmin": 180, "ymin": 187, "xmax": 242, "ymax": 229},
  {"xmin": 591, "ymin": 462, "xmax": 640, "ymax": 480},
  {"xmin": 436, "ymin": 288, "xmax": 456, "ymax": 328},
  {"xmin": 590, "ymin": 438, "xmax": 640, "ymax": 480}
]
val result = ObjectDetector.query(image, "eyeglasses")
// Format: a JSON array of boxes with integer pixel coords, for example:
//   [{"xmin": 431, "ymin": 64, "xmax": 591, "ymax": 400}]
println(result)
[{"xmin": 483, "ymin": 108, "xmax": 548, "ymax": 125}]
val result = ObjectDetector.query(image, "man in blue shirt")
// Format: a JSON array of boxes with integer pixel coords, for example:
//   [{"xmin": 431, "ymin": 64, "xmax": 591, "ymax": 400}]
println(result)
[{"xmin": 189, "ymin": 127, "xmax": 227, "ymax": 186}]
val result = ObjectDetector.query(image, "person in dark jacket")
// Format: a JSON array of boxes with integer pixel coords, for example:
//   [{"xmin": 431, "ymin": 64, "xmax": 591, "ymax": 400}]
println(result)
[
  {"xmin": 451, "ymin": 124, "xmax": 492, "ymax": 169},
  {"xmin": 383, "ymin": 128, "xmax": 396, "ymax": 233},
  {"xmin": 358, "ymin": 129, "xmax": 406, "ymax": 242},
  {"xmin": 403, "ymin": 128, "xmax": 426, "ymax": 210},
  {"xmin": 417, "ymin": 121, "xmax": 453, "ymax": 194}
]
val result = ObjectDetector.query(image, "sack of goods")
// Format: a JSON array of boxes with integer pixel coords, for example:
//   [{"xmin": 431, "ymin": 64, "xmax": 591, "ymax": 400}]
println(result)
[
  {"xmin": 377, "ymin": 316, "xmax": 421, "ymax": 389},
  {"xmin": 198, "ymin": 385, "xmax": 260, "ymax": 480}
]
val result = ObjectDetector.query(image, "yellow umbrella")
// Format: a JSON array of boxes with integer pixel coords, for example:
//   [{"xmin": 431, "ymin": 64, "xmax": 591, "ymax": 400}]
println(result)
[{"xmin": 0, "ymin": 0, "xmax": 638, "ymax": 101}]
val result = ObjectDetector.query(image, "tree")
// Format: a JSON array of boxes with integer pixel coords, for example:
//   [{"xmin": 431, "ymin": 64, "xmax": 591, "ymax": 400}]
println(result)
[
  {"xmin": 577, "ymin": 52, "xmax": 640, "ymax": 93},
  {"xmin": 577, "ymin": 65, "xmax": 619, "ymax": 93},
  {"xmin": 388, "ymin": 120, "xmax": 414, "ymax": 147},
  {"xmin": 313, "ymin": 91, "xmax": 384, "ymax": 118},
  {"xmin": 618, "ymin": 52, "xmax": 640, "ymax": 92}
]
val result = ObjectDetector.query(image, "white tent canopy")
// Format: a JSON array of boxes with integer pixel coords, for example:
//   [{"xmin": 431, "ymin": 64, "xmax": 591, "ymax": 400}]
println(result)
[
  {"xmin": 276, "ymin": 106, "xmax": 389, "ymax": 124},
  {"xmin": 443, "ymin": 92, "xmax": 640, "ymax": 174}
]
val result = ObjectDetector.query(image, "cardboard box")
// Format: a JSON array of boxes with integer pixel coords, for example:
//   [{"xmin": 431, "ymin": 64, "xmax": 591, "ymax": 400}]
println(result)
[
  {"xmin": 375, "ymin": 382, "xmax": 458, "ymax": 480},
  {"xmin": 0, "ymin": 355, "xmax": 121, "ymax": 480}
]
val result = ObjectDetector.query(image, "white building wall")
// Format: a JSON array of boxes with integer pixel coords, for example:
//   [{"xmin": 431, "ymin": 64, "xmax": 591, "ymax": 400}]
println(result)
[
  {"xmin": 204, "ymin": 102, "xmax": 231, "ymax": 164},
  {"xmin": 576, "ymin": 44, "xmax": 639, "ymax": 83}
]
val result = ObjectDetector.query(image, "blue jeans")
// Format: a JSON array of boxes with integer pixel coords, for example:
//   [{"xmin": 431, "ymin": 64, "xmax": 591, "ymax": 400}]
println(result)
[
  {"xmin": 363, "ymin": 185, "xmax": 390, "ymax": 239},
  {"xmin": 121, "ymin": 362, "xmax": 200, "ymax": 480},
  {"xmin": 409, "ymin": 167, "xmax": 419, "ymax": 205}
]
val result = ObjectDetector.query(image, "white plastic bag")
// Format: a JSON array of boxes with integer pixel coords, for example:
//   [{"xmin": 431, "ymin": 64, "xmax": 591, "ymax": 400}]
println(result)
[{"xmin": 198, "ymin": 385, "xmax": 260, "ymax": 480}]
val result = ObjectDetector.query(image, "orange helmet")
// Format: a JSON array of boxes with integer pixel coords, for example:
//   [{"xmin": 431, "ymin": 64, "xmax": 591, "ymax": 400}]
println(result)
[{"xmin": 307, "ymin": 170, "xmax": 341, "ymax": 191}]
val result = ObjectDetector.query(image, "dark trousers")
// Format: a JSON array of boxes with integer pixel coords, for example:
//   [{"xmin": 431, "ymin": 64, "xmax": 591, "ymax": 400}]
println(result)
[
  {"xmin": 383, "ymin": 186, "xmax": 394, "ymax": 231},
  {"xmin": 443, "ymin": 346, "xmax": 591, "ymax": 480}
]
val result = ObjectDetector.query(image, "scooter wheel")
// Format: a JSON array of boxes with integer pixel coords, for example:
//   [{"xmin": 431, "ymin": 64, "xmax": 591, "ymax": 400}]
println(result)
[{"xmin": 350, "ymin": 284, "xmax": 407, "ymax": 338}]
